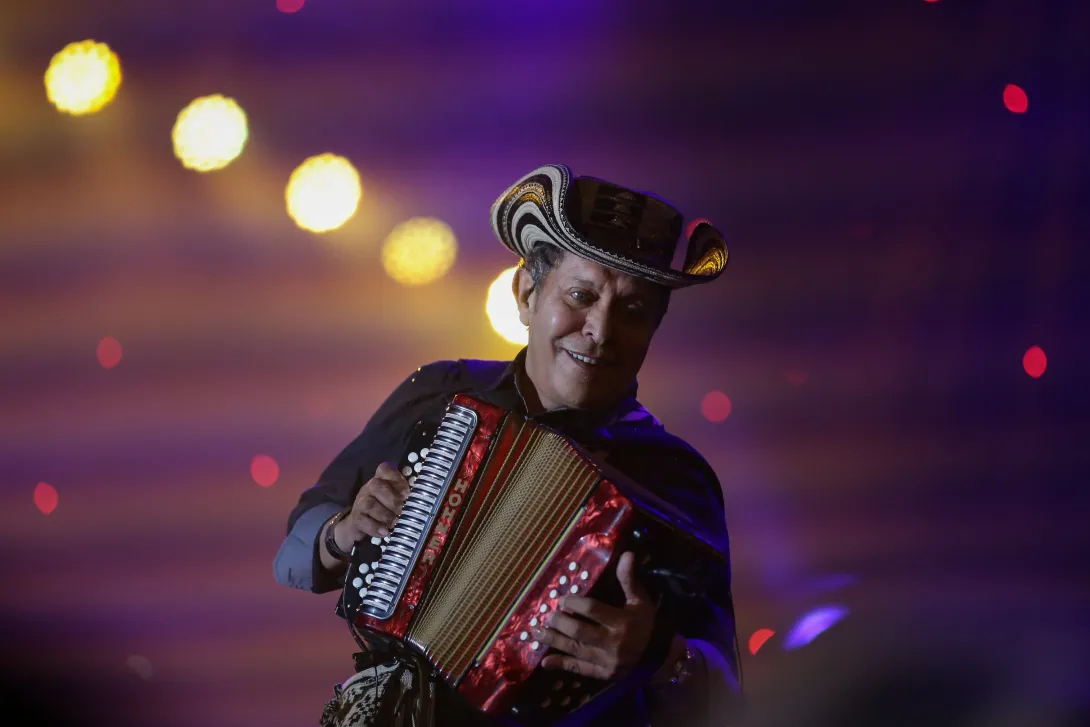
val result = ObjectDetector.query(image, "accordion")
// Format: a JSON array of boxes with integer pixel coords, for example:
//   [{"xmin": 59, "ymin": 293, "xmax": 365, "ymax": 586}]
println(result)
[{"xmin": 338, "ymin": 394, "xmax": 728, "ymax": 725}]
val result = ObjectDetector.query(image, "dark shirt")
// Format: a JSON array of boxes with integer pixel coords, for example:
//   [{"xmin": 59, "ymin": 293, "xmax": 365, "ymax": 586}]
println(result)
[{"xmin": 275, "ymin": 351, "xmax": 739, "ymax": 726}]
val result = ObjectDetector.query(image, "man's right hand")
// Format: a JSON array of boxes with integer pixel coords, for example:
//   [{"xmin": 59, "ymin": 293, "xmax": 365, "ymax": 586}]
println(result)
[{"xmin": 333, "ymin": 462, "xmax": 411, "ymax": 549}]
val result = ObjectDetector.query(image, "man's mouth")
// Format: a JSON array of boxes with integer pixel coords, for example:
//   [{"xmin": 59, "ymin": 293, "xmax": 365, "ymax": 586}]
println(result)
[{"xmin": 565, "ymin": 350, "xmax": 611, "ymax": 366}]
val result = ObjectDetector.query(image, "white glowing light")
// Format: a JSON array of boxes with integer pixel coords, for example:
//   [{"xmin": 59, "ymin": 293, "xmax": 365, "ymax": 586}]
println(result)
[
  {"xmin": 172, "ymin": 94, "xmax": 249, "ymax": 172},
  {"xmin": 45, "ymin": 40, "xmax": 122, "ymax": 115},
  {"xmin": 486, "ymin": 266, "xmax": 528, "ymax": 346},
  {"xmin": 285, "ymin": 154, "xmax": 362, "ymax": 233}
]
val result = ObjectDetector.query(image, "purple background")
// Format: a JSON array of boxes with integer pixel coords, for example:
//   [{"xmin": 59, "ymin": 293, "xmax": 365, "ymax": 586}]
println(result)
[{"xmin": 1, "ymin": 1, "xmax": 1087, "ymax": 725}]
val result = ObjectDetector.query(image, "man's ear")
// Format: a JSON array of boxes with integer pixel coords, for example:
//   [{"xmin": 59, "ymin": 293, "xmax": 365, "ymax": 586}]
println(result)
[{"xmin": 513, "ymin": 267, "xmax": 535, "ymax": 327}]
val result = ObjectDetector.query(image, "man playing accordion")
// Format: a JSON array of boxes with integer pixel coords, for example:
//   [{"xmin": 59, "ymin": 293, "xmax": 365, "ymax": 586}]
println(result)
[{"xmin": 275, "ymin": 164, "xmax": 742, "ymax": 726}]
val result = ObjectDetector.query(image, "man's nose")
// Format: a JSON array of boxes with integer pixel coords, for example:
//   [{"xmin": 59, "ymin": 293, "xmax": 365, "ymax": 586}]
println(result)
[{"xmin": 582, "ymin": 304, "xmax": 614, "ymax": 345}]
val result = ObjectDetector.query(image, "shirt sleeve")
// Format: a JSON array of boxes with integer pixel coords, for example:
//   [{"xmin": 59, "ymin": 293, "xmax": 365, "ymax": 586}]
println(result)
[
  {"xmin": 272, "ymin": 361, "xmax": 461, "ymax": 593},
  {"xmin": 648, "ymin": 455, "xmax": 742, "ymax": 724}
]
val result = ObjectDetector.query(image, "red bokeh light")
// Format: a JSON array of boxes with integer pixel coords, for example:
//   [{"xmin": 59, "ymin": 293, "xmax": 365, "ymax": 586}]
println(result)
[
  {"xmin": 276, "ymin": 0, "xmax": 306, "ymax": 13},
  {"xmin": 97, "ymin": 336, "xmax": 123, "ymax": 369},
  {"xmin": 1023, "ymin": 346, "xmax": 1047, "ymax": 378},
  {"xmin": 685, "ymin": 218, "xmax": 714, "ymax": 238},
  {"xmin": 785, "ymin": 368, "xmax": 809, "ymax": 385},
  {"xmin": 749, "ymin": 628, "xmax": 775, "ymax": 655},
  {"xmin": 34, "ymin": 482, "xmax": 59, "ymax": 515},
  {"xmin": 701, "ymin": 391, "xmax": 732, "ymax": 422},
  {"xmin": 251, "ymin": 455, "xmax": 280, "ymax": 487},
  {"xmin": 305, "ymin": 396, "xmax": 334, "ymax": 420},
  {"xmin": 1004, "ymin": 84, "xmax": 1028, "ymax": 114}
]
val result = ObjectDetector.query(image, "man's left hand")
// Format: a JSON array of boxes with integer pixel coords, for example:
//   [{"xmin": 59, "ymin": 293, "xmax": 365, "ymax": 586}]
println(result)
[{"xmin": 537, "ymin": 551, "xmax": 656, "ymax": 681}]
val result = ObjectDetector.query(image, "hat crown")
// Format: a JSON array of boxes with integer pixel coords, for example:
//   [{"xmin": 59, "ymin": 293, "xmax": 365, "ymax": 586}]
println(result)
[{"xmin": 566, "ymin": 178, "xmax": 683, "ymax": 269}]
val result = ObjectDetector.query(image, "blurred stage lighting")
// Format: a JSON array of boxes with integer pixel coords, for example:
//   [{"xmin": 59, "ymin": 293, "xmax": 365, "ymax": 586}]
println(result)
[
  {"xmin": 783, "ymin": 605, "xmax": 848, "ymax": 650},
  {"xmin": 34, "ymin": 482, "xmax": 59, "ymax": 516},
  {"xmin": 286, "ymin": 154, "xmax": 362, "ymax": 233},
  {"xmin": 486, "ymin": 266, "xmax": 528, "ymax": 346},
  {"xmin": 381, "ymin": 218, "xmax": 458, "ymax": 286},
  {"xmin": 172, "ymin": 95, "xmax": 249, "ymax": 172},
  {"xmin": 44, "ymin": 40, "xmax": 122, "ymax": 115}
]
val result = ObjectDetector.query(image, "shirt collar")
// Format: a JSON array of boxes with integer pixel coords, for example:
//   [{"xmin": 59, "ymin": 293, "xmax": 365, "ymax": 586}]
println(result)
[{"xmin": 480, "ymin": 348, "xmax": 642, "ymax": 437}]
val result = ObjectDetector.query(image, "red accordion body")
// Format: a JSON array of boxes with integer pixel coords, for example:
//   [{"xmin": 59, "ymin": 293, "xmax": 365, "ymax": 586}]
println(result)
[{"xmin": 343, "ymin": 394, "xmax": 723, "ymax": 723}]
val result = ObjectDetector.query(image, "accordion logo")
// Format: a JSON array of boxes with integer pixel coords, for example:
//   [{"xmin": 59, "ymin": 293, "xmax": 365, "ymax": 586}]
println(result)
[{"xmin": 421, "ymin": 476, "xmax": 471, "ymax": 565}]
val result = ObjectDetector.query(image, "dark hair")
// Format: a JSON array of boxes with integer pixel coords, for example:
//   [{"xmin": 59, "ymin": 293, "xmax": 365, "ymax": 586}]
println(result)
[{"xmin": 522, "ymin": 242, "xmax": 671, "ymax": 324}]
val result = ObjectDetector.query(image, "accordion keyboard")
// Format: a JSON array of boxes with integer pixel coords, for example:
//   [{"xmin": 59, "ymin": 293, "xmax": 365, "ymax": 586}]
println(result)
[{"xmin": 361, "ymin": 403, "xmax": 478, "ymax": 620}]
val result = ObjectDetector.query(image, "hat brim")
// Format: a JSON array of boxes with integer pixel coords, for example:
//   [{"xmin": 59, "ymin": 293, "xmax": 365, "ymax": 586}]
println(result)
[{"xmin": 489, "ymin": 164, "xmax": 727, "ymax": 289}]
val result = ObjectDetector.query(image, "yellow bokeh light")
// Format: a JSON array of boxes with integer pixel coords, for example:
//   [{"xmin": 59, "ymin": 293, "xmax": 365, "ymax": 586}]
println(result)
[
  {"xmin": 44, "ymin": 40, "xmax": 122, "ymax": 115},
  {"xmin": 381, "ymin": 218, "xmax": 458, "ymax": 286},
  {"xmin": 285, "ymin": 154, "xmax": 362, "ymax": 233},
  {"xmin": 486, "ymin": 266, "xmax": 528, "ymax": 346},
  {"xmin": 172, "ymin": 95, "xmax": 249, "ymax": 172}
]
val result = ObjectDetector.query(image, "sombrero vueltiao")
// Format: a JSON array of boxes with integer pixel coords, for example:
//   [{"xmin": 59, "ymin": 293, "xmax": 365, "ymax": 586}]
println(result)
[{"xmin": 490, "ymin": 164, "xmax": 727, "ymax": 289}]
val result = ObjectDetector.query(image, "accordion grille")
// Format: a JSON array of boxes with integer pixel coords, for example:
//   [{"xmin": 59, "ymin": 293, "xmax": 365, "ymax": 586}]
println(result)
[{"xmin": 407, "ymin": 426, "xmax": 599, "ymax": 680}]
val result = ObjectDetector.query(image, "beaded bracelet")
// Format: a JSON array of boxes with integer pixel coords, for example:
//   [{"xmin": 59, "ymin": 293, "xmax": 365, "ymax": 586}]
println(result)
[{"xmin": 669, "ymin": 642, "xmax": 699, "ymax": 686}]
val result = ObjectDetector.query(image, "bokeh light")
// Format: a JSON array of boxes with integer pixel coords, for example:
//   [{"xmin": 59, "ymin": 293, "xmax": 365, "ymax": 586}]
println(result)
[
  {"xmin": 486, "ymin": 266, "xmax": 528, "ymax": 346},
  {"xmin": 748, "ymin": 628, "xmax": 775, "ymax": 655},
  {"xmin": 701, "ymin": 390, "xmax": 732, "ymax": 421},
  {"xmin": 783, "ymin": 605, "xmax": 848, "ymax": 650},
  {"xmin": 126, "ymin": 655, "xmax": 154, "ymax": 680},
  {"xmin": 1023, "ymin": 345, "xmax": 1047, "ymax": 378},
  {"xmin": 172, "ymin": 94, "xmax": 249, "ymax": 172},
  {"xmin": 34, "ymin": 482, "xmax": 59, "ymax": 515},
  {"xmin": 685, "ymin": 217, "xmax": 713, "ymax": 238},
  {"xmin": 785, "ymin": 367, "xmax": 809, "ymax": 385},
  {"xmin": 97, "ymin": 336, "xmax": 123, "ymax": 369},
  {"xmin": 285, "ymin": 154, "xmax": 362, "ymax": 233},
  {"xmin": 251, "ymin": 455, "xmax": 280, "ymax": 487},
  {"xmin": 44, "ymin": 40, "xmax": 122, "ymax": 115},
  {"xmin": 1004, "ymin": 84, "xmax": 1028, "ymax": 113},
  {"xmin": 277, "ymin": 0, "xmax": 306, "ymax": 12},
  {"xmin": 381, "ymin": 218, "xmax": 458, "ymax": 286}
]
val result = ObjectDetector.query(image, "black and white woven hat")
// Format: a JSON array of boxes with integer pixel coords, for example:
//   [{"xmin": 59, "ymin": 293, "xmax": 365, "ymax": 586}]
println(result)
[{"xmin": 490, "ymin": 164, "xmax": 728, "ymax": 289}]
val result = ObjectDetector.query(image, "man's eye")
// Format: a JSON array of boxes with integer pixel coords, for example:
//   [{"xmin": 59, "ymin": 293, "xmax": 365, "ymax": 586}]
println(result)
[{"xmin": 570, "ymin": 290, "xmax": 588, "ymax": 302}]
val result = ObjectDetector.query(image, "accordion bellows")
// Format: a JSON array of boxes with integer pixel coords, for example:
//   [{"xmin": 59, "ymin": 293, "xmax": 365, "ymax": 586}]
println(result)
[{"xmin": 342, "ymin": 394, "xmax": 726, "ymax": 723}]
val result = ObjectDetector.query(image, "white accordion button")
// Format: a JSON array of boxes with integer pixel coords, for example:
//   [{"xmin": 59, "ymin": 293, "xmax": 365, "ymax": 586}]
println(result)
[
  {"xmin": 371, "ymin": 537, "xmax": 382, "ymax": 545},
  {"xmin": 358, "ymin": 563, "xmax": 369, "ymax": 574},
  {"xmin": 530, "ymin": 617, "xmax": 538, "ymax": 627},
  {"xmin": 365, "ymin": 574, "xmax": 373, "ymax": 584},
  {"xmin": 359, "ymin": 588, "xmax": 367, "ymax": 598},
  {"xmin": 520, "ymin": 631, "xmax": 529, "ymax": 641},
  {"xmin": 539, "ymin": 604, "xmax": 548, "ymax": 613},
  {"xmin": 549, "ymin": 589, "xmax": 558, "ymax": 599},
  {"xmin": 568, "ymin": 562, "xmax": 578, "ymax": 571},
  {"xmin": 401, "ymin": 466, "xmax": 413, "ymax": 477},
  {"xmin": 352, "ymin": 577, "xmax": 363, "ymax": 588},
  {"xmin": 407, "ymin": 452, "xmax": 419, "ymax": 463},
  {"xmin": 570, "ymin": 585, "xmax": 579, "ymax": 594},
  {"xmin": 370, "ymin": 561, "xmax": 379, "ymax": 570},
  {"xmin": 559, "ymin": 576, "xmax": 568, "ymax": 585},
  {"xmin": 421, "ymin": 448, "xmax": 429, "ymax": 458},
  {"xmin": 413, "ymin": 462, "xmax": 423, "ymax": 473},
  {"xmin": 580, "ymin": 571, "xmax": 589, "ymax": 581},
  {"xmin": 531, "ymin": 641, "xmax": 540, "ymax": 650}
]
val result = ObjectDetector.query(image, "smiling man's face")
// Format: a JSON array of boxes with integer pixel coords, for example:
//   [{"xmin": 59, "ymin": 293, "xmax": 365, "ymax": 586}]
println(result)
[{"xmin": 515, "ymin": 250, "xmax": 663, "ymax": 412}]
